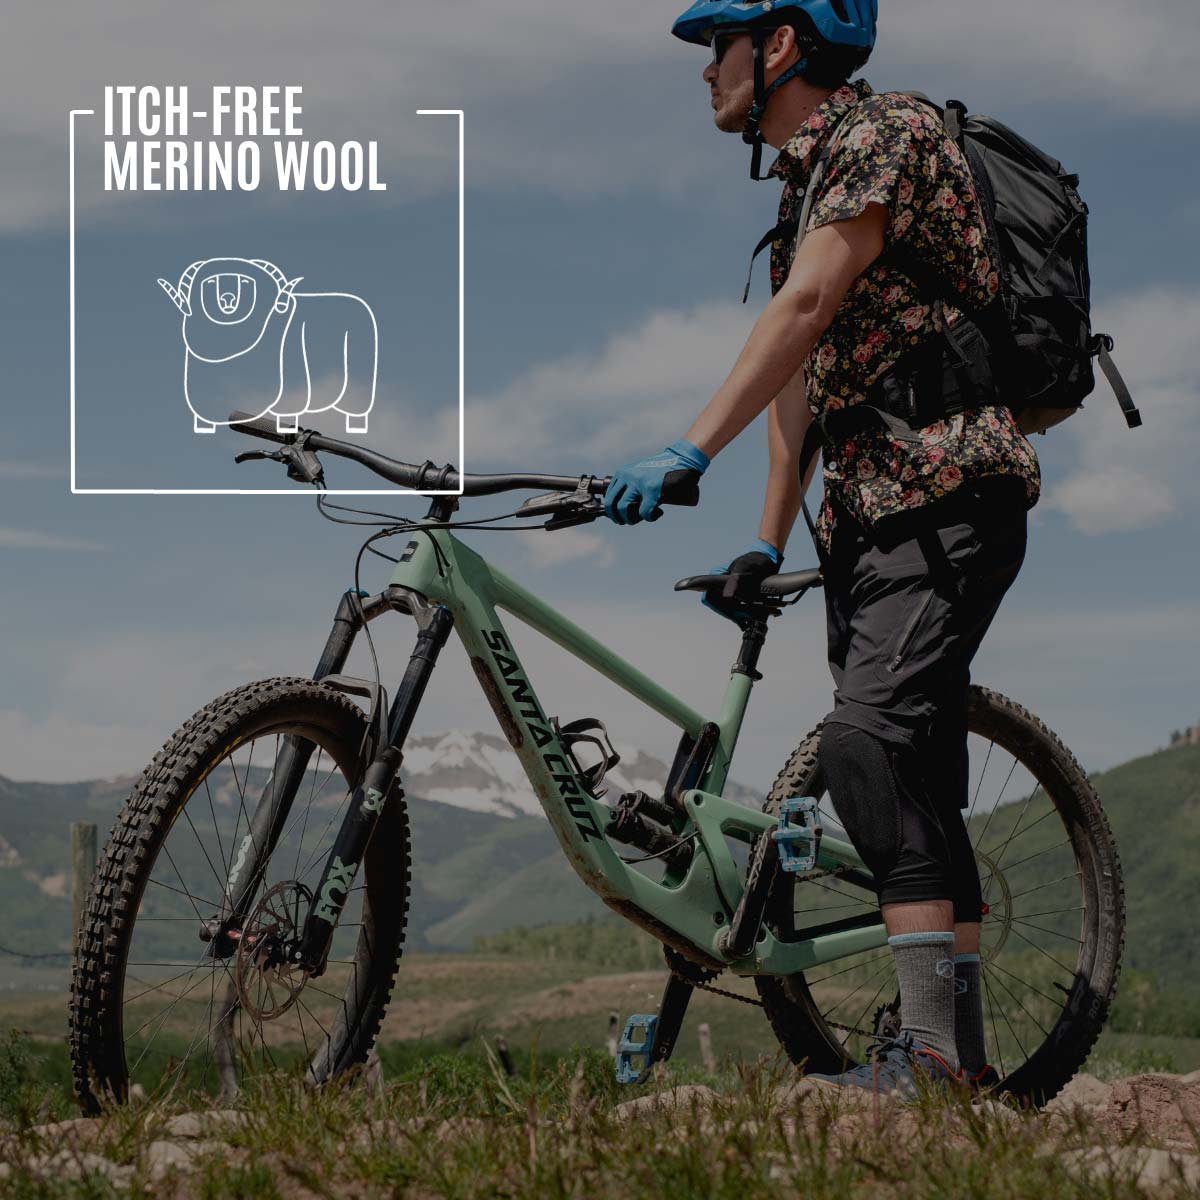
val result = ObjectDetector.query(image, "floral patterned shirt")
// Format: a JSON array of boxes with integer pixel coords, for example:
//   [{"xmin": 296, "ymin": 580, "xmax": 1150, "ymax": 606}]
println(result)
[{"xmin": 767, "ymin": 79, "xmax": 1040, "ymax": 549}]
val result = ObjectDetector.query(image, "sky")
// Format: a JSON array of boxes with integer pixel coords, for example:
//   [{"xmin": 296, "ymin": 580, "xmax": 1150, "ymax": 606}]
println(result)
[{"xmin": 1, "ymin": 1, "xmax": 1197, "ymax": 791}]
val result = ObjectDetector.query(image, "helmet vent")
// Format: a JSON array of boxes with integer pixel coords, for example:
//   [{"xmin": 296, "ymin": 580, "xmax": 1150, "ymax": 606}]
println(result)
[{"xmin": 829, "ymin": 0, "xmax": 850, "ymax": 21}]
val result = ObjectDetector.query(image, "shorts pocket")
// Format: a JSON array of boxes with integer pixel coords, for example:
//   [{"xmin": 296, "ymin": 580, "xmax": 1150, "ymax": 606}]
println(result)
[{"xmin": 882, "ymin": 587, "xmax": 938, "ymax": 676}]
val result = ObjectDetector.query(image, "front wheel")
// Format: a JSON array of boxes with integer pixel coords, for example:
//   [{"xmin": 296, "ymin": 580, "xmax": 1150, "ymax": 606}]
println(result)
[
  {"xmin": 69, "ymin": 677, "xmax": 410, "ymax": 1113},
  {"xmin": 756, "ymin": 686, "xmax": 1124, "ymax": 1107}
]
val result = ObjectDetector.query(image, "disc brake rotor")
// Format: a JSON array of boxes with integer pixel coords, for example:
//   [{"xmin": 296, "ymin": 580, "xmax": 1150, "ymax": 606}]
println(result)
[
  {"xmin": 976, "ymin": 849, "xmax": 1013, "ymax": 962},
  {"xmin": 235, "ymin": 880, "xmax": 311, "ymax": 1021}
]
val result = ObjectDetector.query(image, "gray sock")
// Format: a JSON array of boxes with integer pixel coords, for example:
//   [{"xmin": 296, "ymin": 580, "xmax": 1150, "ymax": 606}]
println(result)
[
  {"xmin": 887, "ymin": 931, "xmax": 959, "ymax": 1072},
  {"xmin": 954, "ymin": 952, "xmax": 987, "ymax": 1076}
]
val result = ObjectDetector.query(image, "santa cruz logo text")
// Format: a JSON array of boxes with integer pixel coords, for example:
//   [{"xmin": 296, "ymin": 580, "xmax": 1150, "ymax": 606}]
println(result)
[{"xmin": 482, "ymin": 628, "xmax": 604, "ymax": 843}]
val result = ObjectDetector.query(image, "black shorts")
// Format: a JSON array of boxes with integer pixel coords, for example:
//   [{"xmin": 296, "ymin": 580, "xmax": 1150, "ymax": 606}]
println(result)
[{"xmin": 818, "ymin": 479, "xmax": 1028, "ymax": 915}]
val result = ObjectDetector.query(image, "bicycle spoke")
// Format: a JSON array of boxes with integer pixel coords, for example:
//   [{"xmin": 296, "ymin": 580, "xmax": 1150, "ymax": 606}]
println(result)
[
  {"xmin": 985, "ymin": 838, "xmax": 1072, "ymax": 877},
  {"xmin": 1008, "ymin": 871, "xmax": 1082, "ymax": 903},
  {"xmin": 182, "ymin": 805, "xmax": 229, "ymax": 903},
  {"xmin": 146, "ymin": 875, "xmax": 222, "ymax": 912},
  {"xmin": 981, "ymin": 967, "xmax": 1006, "ymax": 1080},
  {"xmin": 981, "ymin": 805, "xmax": 1058, "ymax": 860},
  {"xmin": 1004, "ymin": 922, "xmax": 1077, "ymax": 977},
  {"xmin": 985, "ymin": 964, "xmax": 1049, "ymax": 1040},
  {"xmin": 291, "ymin": 745, "xmax": 326, "ymax": 881},
  {"xmin": 986, "ymin": 958, "xmax": 1061, "ymax": 1009},
  {"xmin": 819, "ymin": 956, "xmax": 895, "ymax": 1025},
  {"xmin": 985, "ymin": 782, "xmax": 1043, "ymax": 870},
  {"xmin": 983, "ymin": 967, "xmax": 1026, "ymax": 1068},
  {"xmin": 805, "ymin": 949, "xmax": 892, "ymax": 987},
  {"xmin": 204, "ymin": 776, "xmax": 229, "ymax": 882},
  {"xmin": 1008, "ymin": 916, "xmax": 1083, "ymax": 945},
  {"xmin": 972, "ymin": 756, "xmax": 1019, "ymax": 854},
  {"xmin": 844, "ymin": 970, "xmax": 897, "ymax": 1046},
  {"xmin": 966, "ymin": 739, "xmax": 995, "ymax": 826}
]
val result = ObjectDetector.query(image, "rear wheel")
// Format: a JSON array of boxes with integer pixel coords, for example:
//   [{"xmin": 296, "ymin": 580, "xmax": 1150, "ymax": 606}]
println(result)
[
  {"xmin": 69, "ymin": 677, "xmax": 410, "ymax": 1113},
  {"xmin": 755, "ymin": 685, "xmax": 1124, "ymax": 1106}
]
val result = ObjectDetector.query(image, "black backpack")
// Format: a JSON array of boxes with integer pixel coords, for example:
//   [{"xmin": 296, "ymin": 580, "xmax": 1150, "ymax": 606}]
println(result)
[
  {"xmin": 748, "ymin": 94, "xmax": 1142, "ymax": 440},
  {"xmin": 910, "ymin": 96, "xmax": 1140, "ymax": 435}
]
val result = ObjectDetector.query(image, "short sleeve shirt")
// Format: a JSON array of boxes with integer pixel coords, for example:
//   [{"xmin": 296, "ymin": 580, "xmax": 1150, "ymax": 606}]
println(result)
[{"xmin": 767, "ymin": 80, "xmax": 1041, "ymax": 548}]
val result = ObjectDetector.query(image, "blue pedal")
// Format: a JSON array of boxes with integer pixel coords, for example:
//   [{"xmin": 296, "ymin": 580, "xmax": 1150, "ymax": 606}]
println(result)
[
  {"xmin": 772, "ymin": 796, "xmax": 822, "ymax": 874},
  {"xmin": 615, "ymin": 1013, "xmax": 658, "ymax": 1084}
]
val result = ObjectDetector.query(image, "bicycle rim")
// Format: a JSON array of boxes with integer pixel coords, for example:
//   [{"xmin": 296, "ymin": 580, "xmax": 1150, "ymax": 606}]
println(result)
[
  {"xmin": 71, "ymin": 680, "xmax": 409, "ymax": 1109},
  {"xmin": 758, "ymin": 686, "xmax": 1124, "ymax": 1103}
]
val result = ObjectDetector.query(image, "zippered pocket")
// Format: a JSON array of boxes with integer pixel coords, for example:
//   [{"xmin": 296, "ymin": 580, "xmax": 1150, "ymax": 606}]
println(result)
[{"xmin": 886, "ymin": 588, "xmax": 937, "ymax": 674}]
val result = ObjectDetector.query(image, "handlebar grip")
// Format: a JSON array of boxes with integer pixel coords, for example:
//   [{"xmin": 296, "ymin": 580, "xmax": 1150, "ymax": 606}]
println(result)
[
  {"xmin": 228, "ymin": 411, "xmax": 293, "ymax": 445},
  {"xmin": 659, "ymin": 468, "xmax": 701, "ymax": 508}
]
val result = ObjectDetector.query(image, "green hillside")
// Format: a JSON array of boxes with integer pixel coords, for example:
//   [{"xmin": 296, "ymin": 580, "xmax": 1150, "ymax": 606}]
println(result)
[{"xmin": 1085, "ymin": 741, "xmax": 1200, "ymax": 987}]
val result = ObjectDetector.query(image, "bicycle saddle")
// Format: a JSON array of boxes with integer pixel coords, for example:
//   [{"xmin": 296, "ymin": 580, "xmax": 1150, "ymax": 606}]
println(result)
[{"xmin": 673, "ymin": 567, "xmax": 823, "ymax": 599}]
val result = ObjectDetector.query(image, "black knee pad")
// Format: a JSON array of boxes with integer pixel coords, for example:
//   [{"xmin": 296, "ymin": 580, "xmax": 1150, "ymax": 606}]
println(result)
[
  {"xmin": 819, "ymin": 720, "xmax": 957, "ymax": 906},
  {"xmin": 818, "ymin": 721, "xmax": 902, "ymax": 881}
]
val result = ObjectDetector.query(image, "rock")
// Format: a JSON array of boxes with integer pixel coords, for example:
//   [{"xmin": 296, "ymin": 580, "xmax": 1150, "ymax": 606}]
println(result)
[
  {"xmin": 1044, "ymin": 1073, "xmax": 1113, "ymax": 1113},
  {"xmin": 143, "ymin": 1137, "xmax": 231, "ymax": 1178},
  {"xmin": 614, "ymin": 1084, "xmax": 718, "ymax": 1120},
  {"xmin": 27, "ymin": 1116, "xmax": 106, "ymax": 1146},
  {"xmin": 0, "ymin": 1149, "xmax": 132, "ymax": 1186},
  {"xmin": 1062, "ymin": 1146, "xmax": 1200, "ymax": 1188},
  {"xmin": 161, "ymin": 1108, "xmax": 247, "ymax": 1139},
  {"xmin": 1107, "ymin": 1074, "xmax": 1200, "ymax": 1139},
  {"xmin": 776, "ymin": 1079, "xmax": 876, "ymax": 1110},
  {"xmin": 973, "ymin": 1098, "xmax": 1020, "ymax": 1124}
]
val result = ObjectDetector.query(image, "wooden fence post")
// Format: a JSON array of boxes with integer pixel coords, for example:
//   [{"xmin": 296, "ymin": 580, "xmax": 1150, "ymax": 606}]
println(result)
[
  {"xmin": 698, "ymin": 1022, "xmax": 715, "ymax": 1074},
  {"xmin": 493, "ymin": 1036, "xmax": 516, "ymax": 1078},
  {"xmin": 71, "ymin": 822, "xmax": 97, "ymax": 944}
]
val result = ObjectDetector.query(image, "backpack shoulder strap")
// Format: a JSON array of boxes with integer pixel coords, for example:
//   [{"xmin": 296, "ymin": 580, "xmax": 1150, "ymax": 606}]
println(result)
[{"xmin": 1093, "ymin": 334, "xmax": 1142, "ymax": 429}]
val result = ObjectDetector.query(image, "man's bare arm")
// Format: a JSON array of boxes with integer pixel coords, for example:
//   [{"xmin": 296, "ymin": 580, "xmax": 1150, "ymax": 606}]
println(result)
[
  {"xmin": 759, "ymin": 366, "xmax": 812, "ymax": 555},
  {"xmin": 683, "ymin": 202, "xmax": 888, "ymax": 461}
]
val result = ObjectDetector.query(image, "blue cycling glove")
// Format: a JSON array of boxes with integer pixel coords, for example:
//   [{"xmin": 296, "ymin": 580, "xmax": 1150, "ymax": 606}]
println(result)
[
  {"xmin": 603, "ymin": 440, "xmax": 709, "ymax": 526},
  {"xmin": 702, "ymin": 538, "xmax": 783, "ymax": 628}
]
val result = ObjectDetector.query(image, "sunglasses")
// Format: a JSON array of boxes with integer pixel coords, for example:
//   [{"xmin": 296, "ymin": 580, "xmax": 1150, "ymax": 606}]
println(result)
[{"xmin": 710, "ymin": 29, "xmax": 751, "ymax": 66}]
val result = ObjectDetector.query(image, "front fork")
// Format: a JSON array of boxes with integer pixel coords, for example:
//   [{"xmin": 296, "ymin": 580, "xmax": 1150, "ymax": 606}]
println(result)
[
  {"xmin": 291, "ymin": 597, "xmax": 453, "ymax": 973},
  {"xmin": 214, "ymin": 584, "xmax": 452, "ymax": 972}
]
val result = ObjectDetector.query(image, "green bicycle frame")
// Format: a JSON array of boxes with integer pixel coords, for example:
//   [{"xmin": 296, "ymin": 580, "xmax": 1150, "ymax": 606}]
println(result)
[{"xmin": 390, "ymin": 522, "xmax": 886, "ymax": 976}]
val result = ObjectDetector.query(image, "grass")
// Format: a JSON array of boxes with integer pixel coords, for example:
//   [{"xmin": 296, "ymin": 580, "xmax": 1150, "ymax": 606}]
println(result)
[{"xmin": 0, "ymin": 1036, "xmax": 1196, "ymax": 1199}]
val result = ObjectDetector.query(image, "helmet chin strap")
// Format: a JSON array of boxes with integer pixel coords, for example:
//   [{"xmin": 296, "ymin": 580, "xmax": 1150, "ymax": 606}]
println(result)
[{"xmin": 742, "ymin": 29, "xmax": 808, "ymax": 180}]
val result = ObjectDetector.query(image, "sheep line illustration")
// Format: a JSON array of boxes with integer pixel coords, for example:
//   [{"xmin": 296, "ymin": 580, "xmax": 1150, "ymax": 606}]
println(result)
[{"xmin": 158, "ymin": 257, "xmax": 378, "ymax": 434}]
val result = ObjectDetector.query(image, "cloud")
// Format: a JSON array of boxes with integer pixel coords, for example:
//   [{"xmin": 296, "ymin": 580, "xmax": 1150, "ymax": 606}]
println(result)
[
  {"xmin": 6, "ymin": 0, "xmax": 1196, "ymax": 233},
  {"xmin": 0, "ymin": 527, "xmax": 107, "ymax": 551},
  {"xmin": 460, "ymin": 299, "xmax": 755, "ymax": 468},
  {"xmin": 1041, "ymin": 287, "xmax": 1200, "ymax": 535},
  {"xmin": 519, "ymin": 529, "xmax": 616, "ymax": 569}
]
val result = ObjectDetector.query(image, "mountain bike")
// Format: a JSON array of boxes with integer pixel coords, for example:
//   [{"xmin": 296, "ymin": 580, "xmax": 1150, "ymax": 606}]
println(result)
[{"xmin": 70, "ymin": 413, "xmax": 1124, "ymax": 1112}]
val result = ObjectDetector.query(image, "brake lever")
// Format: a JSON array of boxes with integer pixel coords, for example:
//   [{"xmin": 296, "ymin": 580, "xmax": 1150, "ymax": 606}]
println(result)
[
  {"xmin": 544, "ymin": 498, "xmax": 603, "ymax": 531},
  {"xmin": 513, "ymin": 475, "xmax": 606, "ymax": 529},
  {"xmin": 233, "ymin": 432, "xmax": 325, "ymax": 486}
]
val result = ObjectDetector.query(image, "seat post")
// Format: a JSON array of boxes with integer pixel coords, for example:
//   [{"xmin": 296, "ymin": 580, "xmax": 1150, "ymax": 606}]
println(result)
[{"xmin": 732, "ymin": 616, "xmax": 771, "ymax": 681}]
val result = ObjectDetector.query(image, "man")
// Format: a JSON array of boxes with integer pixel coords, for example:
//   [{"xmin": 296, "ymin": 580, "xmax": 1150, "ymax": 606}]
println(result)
[{"xmin": 603, "ymin": 0, "xmax": 1040, "ymax": 1093}]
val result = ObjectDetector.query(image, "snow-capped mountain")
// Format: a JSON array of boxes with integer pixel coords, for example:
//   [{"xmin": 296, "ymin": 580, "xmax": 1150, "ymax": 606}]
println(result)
[{"xmin": 400, "ymin": 730, "xmax": 759, "ymax": 818}]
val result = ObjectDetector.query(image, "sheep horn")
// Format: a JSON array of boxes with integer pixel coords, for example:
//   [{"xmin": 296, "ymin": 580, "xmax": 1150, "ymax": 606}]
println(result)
[{"xmin": 157, "ymin": 278, "xmax": 191, "ymax": 316}]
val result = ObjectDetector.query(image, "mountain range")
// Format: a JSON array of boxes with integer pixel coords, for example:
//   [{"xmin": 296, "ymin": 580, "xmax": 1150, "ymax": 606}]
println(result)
[{"xmin": 1, "ymin": 734, "xmax": 1196, "ymax": 988}]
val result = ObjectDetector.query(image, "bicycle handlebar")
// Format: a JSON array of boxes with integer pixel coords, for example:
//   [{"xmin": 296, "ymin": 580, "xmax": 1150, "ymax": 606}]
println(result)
[{"xmin": 228, "ymin": 411, "xmax": 610, "ymax": 498}]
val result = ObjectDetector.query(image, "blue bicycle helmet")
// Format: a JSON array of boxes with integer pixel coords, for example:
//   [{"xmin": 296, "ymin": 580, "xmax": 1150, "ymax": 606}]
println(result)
[
  {"xmin": 672, "ymin": 0, "xmax": 878, "ymax": 179},
  {"xmin": 672, "ymin": 0, "xmax": 877, "ymax": 52}
]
